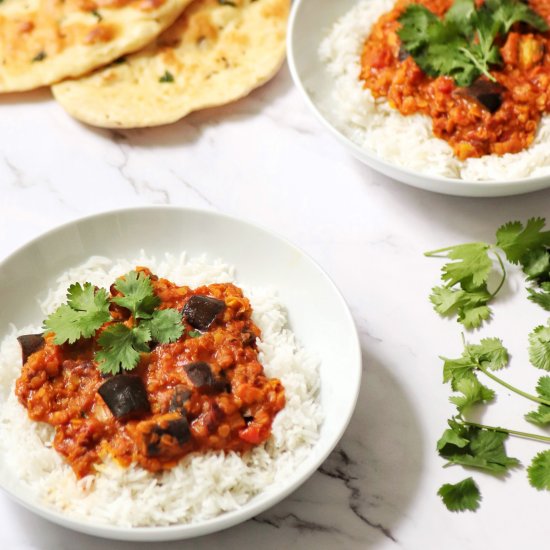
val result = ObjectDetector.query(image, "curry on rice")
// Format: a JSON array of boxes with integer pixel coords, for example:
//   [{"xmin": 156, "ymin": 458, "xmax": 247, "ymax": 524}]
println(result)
[
  {"xmin": 359, "ymin": 0, "xmax": 550, "ymax": 160},
  {"xmin": 15, "ymin": 268, "xmax": 285, "ymax": 478}
]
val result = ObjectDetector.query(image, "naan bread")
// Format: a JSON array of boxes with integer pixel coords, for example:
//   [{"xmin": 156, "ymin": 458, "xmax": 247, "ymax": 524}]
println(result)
[
  {"xmin": 0, "ymin": 0, "xmax": 193, "ymax": 92},
  {"xmin": 52, "ymin": 0, "xmax": 289, "ymax": 128}
]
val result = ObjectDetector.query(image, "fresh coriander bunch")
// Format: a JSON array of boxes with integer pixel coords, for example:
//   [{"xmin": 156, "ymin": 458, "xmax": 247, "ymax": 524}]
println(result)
[
  {"xmin": 43, "ymin": 270, "xmax": 184, "ymax": 375},
  {"xmin": 437, "ymin": 336, "xmax": 550, "ymax": 512},
  {"xmin": 398, "ymin": 0, "xmax": 548, "ymax": 87},
  {"xmin": 426, "ymin": 217, "xmax": 550, "ymax": 329}
]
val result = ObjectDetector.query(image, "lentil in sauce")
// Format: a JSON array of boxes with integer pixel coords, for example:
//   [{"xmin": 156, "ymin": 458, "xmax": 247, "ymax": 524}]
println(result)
[
  {"xmin": 15, "ymin": 268, "xmax": 285, "ymax": 478},
  {"xmin": 359, "ymin": 0, "xmax": 550, "ymax": 159}
]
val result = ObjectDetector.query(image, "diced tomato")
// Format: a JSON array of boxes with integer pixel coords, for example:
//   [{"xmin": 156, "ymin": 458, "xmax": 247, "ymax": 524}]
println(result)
[{"xmin": 238, "ymin": 425, "xmax": 267, "ymax": 444}]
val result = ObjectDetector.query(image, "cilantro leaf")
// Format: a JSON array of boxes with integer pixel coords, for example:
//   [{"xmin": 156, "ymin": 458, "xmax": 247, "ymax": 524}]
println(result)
[
  {"xmin": 466, "ymin": 337, "xmax": 509, "ymax": 371},
  {"xmin": 112, "ymin": 271, "xmax": 160, "ymax": 320},
  {"xmin": 95, "ymin": 324, "xmax": 151, "ymax": 375},
  {"xmin": 430, "ymin": 286, "xmax": 491, "ymax": 329},
  {"xmin": 442, "ymin": 356, "xmax": 477, "ymax": 388},
  {"xmin": 438, "ymin": 422, "xmax": 520, "ymax": 474},
  {"xmin": 141, "ymin": 309, "xmax": 184, "ymax": 344},
  {"xmin": 459, "ymin": 304, "xmax": 491, "ymax": 330},
  {"xmin": 528, "ymin": 324, "xmax": 550, "ymax": 371},
  {"xmin": 522, "ymin": 249, "xmax": 550, "ymax": 280},
  {"xmin": 438, "ymin": 477, "xmax": 481, "ymax": 512},
  {"xmin": 444, "ymin": 0, "xmax": 476, "ymax": 31},
  {"xmin": 437, "ymin": 420, "xmax": 470, "ymax": 450},
  {"xmin": 487, "ymin": 0, "xmax": 549, "ymax": 34},
  {"xmin": 525, "ymin": 377, "xmax": 550, "ymax": 425},
  {"xmin": 397, "ymin": 5, "xmax": 439, "ymax": 53},
  {"xmin": 44, "ymin": 283, "xmax": 110, "ymax": 344},
  {"xmin": 528, "ymin": 450, "xmax": 550, "ymax": 490},
  {"xmin": 443, "ymin": 337, "xmax": 509, "ymax": 390},
  {"xmin": 426, "ymin": 242, "xmax": 500, "ymax": 329},
  {"xmin": 525, "ymin": 405, "xmax": 550, "ymax": 426},
  {"xmin": 441, "ymin": 243, "xmax": 492, "ymax": 288},
  {"xmin": 527, "ymin": 284, "xmax": 550, "ymax": 311},
  {"xmin": 449, "ymin": 375, "xmax": 495, "ymax": 413},
  {"xmin": 496, "ymin": 218, "xmax": 550, "ymax": 265}
]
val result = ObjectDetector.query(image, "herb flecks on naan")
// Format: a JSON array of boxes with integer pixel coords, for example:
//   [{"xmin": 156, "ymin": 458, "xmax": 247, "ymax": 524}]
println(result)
[
  {"xmin": 0, "ymin": 0, "xmax": 194, "ymax": 93},
  {"xmin": 52, "ymin": 0, "xmax": 289, "ymax": 128}
]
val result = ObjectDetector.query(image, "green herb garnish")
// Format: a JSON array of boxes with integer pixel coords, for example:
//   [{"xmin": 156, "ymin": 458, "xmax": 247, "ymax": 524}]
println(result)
[
  {"xmin": 91, "ymin": 9, "xmax": 102, "ymax": 22},
  {"xmin": 428, "ymin": 219, "xmax": 550, "ymax": 511},
  {"xmin": 528, "ymin": 450, "xmax": 550, "ymax": 490},
  {"xmin": 398, "ymin": 0, "xmax": 548, "ymax": 87},
  {"xmin": 437, "ymin": 418, "xmax": 519, "ymax": 473},
  {"xmin": 218, "ymin": 0, "xmax": 237, "ymax": 6},
  {"xmin": 44, "ymin": 283, "xmax": 110, "ymax": 344},
  {"xmin": 188, "ymin": 330, "xmax": 202, "ymax": 338},
  {"xmin": 159, "ymin": 70, "xmax": 174, "ymax": 83},
  {"xmin": 437, "ymin": 477, "xmax": 481, "ymax": 512},
  {"xmin": 43, "ymin": 271, "xmax": 184, "ymax": 374},
  {"xmin": 31, "ymin": 51, "xmax": 47, "ymax": 63},
  {"xmin": 426, "ymin": 217, "xmax": 550, "ymax": 329}
]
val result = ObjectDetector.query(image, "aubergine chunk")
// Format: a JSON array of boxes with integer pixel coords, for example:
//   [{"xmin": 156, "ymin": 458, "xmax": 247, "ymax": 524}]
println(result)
[
  {"xmin": 169, "ymin": 385, "xmax": 192, "ymax": 413},
  {"xmin": 184, "ymin": 361, "xmax": 215, "ymax": 388},
  {"xmin": 137, "ymin": 412, "xmax": 191, "ymax": 457},
  {"xmin": 98, "ymin": 375, "xmax": 150, "ymax": 419},
  {"xmin": 17, "ymin": 334, "xmax": 45, "ymax": 364},
  {"xmin": 182, "ymin": 295, "xmax": 226, "ymax": 331},
  {"xmin": 462, "ymin": 79, "xmax": 504, "ymax": 114}
]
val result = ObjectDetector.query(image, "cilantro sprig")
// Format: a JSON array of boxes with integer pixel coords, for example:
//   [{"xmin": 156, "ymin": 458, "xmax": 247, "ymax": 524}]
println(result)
[
  {"xmin": 427, "ymin": 217, "xmax": 550, "ymax": 329},
  {"xmin": 398, "ymin": 0, "xmax": 548, "ymax": 87},
  {"xmin": 43, "ymin": 270, "xmax": 184, "ymax": 374},
  {"xmin": 437, "ymin": 337, "xmax": 550, "ymax": 512},
  {"xmin": 44, "ymin": 283, "xmax": 110, "ymax": 344},
  {"xmin": 429, "ymin": 218, "xmax": 550, "ymax": 512}
]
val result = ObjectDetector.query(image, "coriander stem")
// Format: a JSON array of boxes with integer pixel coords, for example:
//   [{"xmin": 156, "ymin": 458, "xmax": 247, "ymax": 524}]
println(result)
[
  {"xmin": 462, "ymin": 420, "xmax": 550, "ymax": 444},
  {"xmin": 489, "ymin": 249, "xmax": 506, "ymax": 298},
  {"xmin": 458, "ymin": 47, "xmax": 498, "ymax": 83},
  {"xmin": 424, "ymin": 242, "xmax": 486, "ymax": 257},
  {"xmin": 477, "ymin": 364, "xmax": 550, "ymax": 407}
]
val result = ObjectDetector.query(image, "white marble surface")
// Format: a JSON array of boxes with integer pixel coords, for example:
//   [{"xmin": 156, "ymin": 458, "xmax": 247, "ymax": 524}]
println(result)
[{"xmin": 2, "ymin": 64, "xmax": 550, "ymax": 550}]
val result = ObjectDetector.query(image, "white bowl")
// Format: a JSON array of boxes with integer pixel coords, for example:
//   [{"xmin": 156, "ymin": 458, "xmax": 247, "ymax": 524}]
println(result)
[
  {"xmin": 287, "ymin": 0, "xmax": 550, "ymax": 197},
  {"xmin": 0, "ymin": 206, "xmax": 361, "ymax": 541}
]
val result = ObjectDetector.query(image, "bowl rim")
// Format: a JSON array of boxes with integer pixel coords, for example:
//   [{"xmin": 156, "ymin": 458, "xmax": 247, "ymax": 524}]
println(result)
[
  {"xmin": 0, "ymin": 205, "xmax": 362, "ymax": 541},
  {"xmin": 286, "ymin": 0, "xmax": 550, "ymax": 197}
]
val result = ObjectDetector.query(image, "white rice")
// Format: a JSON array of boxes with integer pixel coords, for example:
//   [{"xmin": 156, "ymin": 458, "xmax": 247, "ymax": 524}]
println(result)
[
  {"xmin": 0, "ymin": 253, "xmax": 322, "ymax": 527},
  {"xmin": 319, "ymin": 0, "xmax": 550, "ymax": 181}
]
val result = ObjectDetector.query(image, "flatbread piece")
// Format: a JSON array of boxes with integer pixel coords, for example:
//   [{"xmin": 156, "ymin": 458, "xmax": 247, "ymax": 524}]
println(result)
[
  {"xmin": 52, "ymin": 0, "xmax": 290, "ymax": 127},
  {"xmin": 0, "ymin": 0, "xmax": 193, "ymax": 92}
]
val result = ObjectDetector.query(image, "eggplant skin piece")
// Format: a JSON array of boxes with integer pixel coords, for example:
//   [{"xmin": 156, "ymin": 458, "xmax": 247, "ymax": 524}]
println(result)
[
  {"xmin": 182, "ymin": 295, "xmax": 226, "ymax": 331},
  {"xmin": 169, "ymin": 385, "xmax": 192, "ymax": 413},
  {"xmin": 463, "ymin": 79, "xmax": 504, "ymax": 113},
  {"xmin": 17, "ymin": 334, "xmax": 45, "ymax": 364},
  {"xmin": 184, "ymin": 361, "xmax": 216, "ymax": 388},
  {"xmin": 140, "ymin": 413, "xmax": 191, "ymax": 457},
  {"xmin": 98, "ymin": 374, "xmax": 150, "ymax": 419}
]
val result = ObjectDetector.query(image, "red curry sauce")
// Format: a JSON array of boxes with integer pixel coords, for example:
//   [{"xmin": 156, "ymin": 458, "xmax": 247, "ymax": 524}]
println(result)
[
  {"xmin": 360, "ymin": 0, "xmax": 550, "ymax": 159},
  {"xmin": 15, "ymin": 269, "xmax": 285, "ymax": 478}
]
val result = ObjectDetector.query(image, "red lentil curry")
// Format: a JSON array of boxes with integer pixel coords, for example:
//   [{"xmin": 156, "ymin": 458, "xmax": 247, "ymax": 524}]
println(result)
[
  {"xmin": 360, "ymin": 0, "xmax": 550, "ymax": 160},
  {"xmin": 15, "ymin": 268, "xmax": 285, "ymax": 478}
]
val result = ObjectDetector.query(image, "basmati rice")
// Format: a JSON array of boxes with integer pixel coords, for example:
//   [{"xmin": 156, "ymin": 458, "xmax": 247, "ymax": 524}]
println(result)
[
  {"xmin": 319, "ymin": 0, "xmax": 550, "ymax": 181},
  {"xmin": 0, "ymin": 253, "xmax": 322, "ymax": 527}
]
